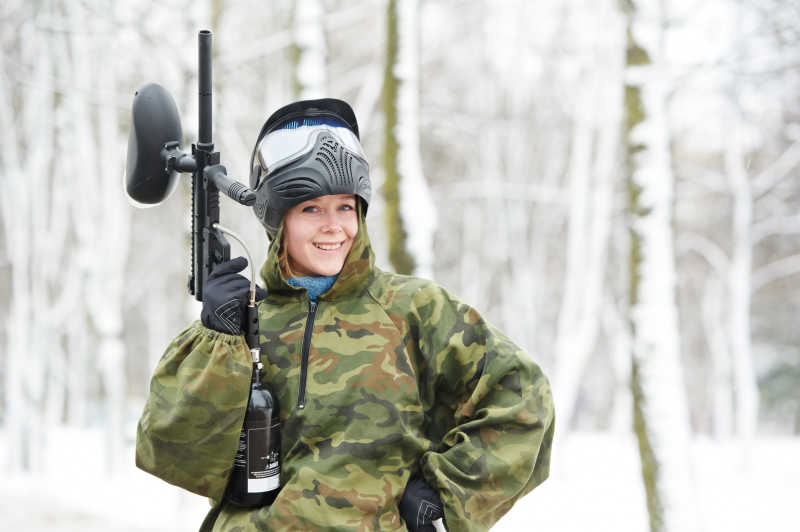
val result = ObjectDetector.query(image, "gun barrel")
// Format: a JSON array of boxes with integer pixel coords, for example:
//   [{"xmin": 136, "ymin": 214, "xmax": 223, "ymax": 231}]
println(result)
[
  {"xmin": 198, "ymin": 30, "xmax": 212, "ymax": 146},
  {"xmin": 205, "ymin": 165, "xmax": 257, "ymax": 206}
]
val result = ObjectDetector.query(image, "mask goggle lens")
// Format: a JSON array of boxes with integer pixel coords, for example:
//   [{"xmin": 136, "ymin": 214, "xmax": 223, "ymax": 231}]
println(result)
[{"xmin": 254, "ymin": 121, "xmax": 365, "ymax": 187}]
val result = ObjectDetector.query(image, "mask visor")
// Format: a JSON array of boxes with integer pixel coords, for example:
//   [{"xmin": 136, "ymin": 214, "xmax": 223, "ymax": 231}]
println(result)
[{"xmin": 255, "ymin": 124, "xmax": 366, "ymax": 186}]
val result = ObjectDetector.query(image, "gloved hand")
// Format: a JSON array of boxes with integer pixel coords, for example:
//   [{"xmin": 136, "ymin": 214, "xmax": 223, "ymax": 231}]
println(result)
[
  {"xmin": 399, "ymin": 475, "xmax": 445, "ymax": 532},
  {"xmin": 200, "ymin": 257, "xmax": 266, "ymax": 335}
]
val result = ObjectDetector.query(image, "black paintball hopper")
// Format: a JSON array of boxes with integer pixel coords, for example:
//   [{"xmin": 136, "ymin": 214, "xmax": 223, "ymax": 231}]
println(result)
[{"xmin": 125, "ymin": 83, "xmax": 184, "ymax": 207}]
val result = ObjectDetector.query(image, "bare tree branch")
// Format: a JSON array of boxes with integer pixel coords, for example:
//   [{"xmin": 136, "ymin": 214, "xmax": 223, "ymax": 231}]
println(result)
[
  {"xmin": 431, "ymin": 181, "xmax": 567, "ymax": 205},
  {"xmin": 677, "ymin": 232, "xmax": 730, "ymax": 278},
  {"xmin": 752, "ymin": 140, "xmax": 800, "ymax": 198},
  {"xmin": 752, "ymin": 253, "xmax": 800, "ymax": 292},
  {"xmin": 752, "ymin": 214, "xmax": 800, "ymax": 243}
]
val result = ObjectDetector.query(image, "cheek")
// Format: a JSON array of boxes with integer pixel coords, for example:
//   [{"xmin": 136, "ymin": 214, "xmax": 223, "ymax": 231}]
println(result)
[
  {"xmin": 344, "ymin": 214, "xmax": 359, "ymax": 239},
  {"xmin": 283, "ymin": 220, "xmax": 312, "ymax": 256}
]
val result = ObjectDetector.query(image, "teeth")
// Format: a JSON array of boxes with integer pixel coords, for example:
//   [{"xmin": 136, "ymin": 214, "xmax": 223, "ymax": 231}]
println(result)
[{"xmin": 314, "ymin": 242, "xmax": 342, "ymax": 251}]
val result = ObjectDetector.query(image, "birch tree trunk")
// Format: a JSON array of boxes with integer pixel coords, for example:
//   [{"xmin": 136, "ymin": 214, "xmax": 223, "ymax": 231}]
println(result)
[
  {"xmin": 291, "ymin": 0, "xmax": 327, "ymax": 99},
  {"xmin": 97, "ymin": 25, "xmax": 130, "ymax": 476},
  {"xmin": 553, "ymin": 76, "xmax": 598, "ymax": 434},
  {"xmin": 40, "ymin": 9, "xmax": 76, "ymax": 432},
  {"xmin": 724, "ymin": 104, "xmax": 758, "ymax": 456},
  {"xmin": 678, "ymin": 233, "xmax": 734, "ymax": 438},
  {"xmin": 53, "ymin": 11, "xmax": 87, "ymax": 425},
  {"xmin": 0, "ymin": 9, "xmax": 59, "ymax": 472},
  {"xmin": 701, "ymin": 277, "xmax": 733, "ymax": 438},
  {"xmin": 62, "ymin": 0, "xmax": 130, "ymax": 473},
  {"xmin": 622, "ymin": 0, "xmax": 699, "ymax": 530},
  {"xmin": 553, "ymin": 1, "xmax": 622, "ymax": 442},
  {"xmin": 383, "ymin": 0, "xmax": 436, "ymax": 277},
  {"xmin": 606, "ymin": 298, "xmax": 634, "ymax": 434},
  {"xmin": 0, "ymin": 48, "xmax": 33, "ymax": 473}
]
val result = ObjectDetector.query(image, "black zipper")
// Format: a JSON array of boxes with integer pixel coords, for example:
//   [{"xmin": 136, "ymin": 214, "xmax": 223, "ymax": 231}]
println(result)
[{"xmin": 297, "ymin": 299, "xmax": 318, "ymax": 409}]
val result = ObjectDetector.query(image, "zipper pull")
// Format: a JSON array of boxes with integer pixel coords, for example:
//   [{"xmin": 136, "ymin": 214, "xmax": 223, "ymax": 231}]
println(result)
[{"xmin": 296, "ymin": 298, "xmax": 319, "ymax": 410}]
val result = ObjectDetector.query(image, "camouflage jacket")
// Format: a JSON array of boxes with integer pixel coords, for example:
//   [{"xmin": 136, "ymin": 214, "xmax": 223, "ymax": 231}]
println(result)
[{"xmin": 136, "ymin": 217, "xmax": 554, "ymax": 532}]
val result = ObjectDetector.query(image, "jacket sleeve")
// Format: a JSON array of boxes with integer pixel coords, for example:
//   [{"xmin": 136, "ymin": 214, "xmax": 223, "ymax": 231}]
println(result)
[
  {"xmin": 411, "ymin": 285, "xmax": 555, "ymax": 532},
  {"xmin": 135, "ymin": 321, "xmax": 252, "ymax": 502}
]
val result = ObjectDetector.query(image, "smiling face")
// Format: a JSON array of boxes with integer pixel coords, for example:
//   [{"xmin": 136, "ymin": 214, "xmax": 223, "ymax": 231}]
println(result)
[{"xmin": 282, "ymin": 194, "xmax": 359, "ymax": 277}]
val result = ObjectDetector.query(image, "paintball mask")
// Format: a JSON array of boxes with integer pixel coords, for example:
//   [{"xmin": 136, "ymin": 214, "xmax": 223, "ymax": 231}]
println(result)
[{"xmin": 249, "ymin": 99, "xmax": 371, "ymax": 238}]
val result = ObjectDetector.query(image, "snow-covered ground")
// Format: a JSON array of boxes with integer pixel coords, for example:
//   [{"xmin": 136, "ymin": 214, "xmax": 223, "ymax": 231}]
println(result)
[{"xmin": 1, "ymin": 429, "xmax": 797, "ymax": 531}]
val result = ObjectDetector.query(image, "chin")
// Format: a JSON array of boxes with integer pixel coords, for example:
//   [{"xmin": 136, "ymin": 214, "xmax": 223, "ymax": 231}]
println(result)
[
  {"xmin": 314, "ymin": 263, "xmax": 344, "ymax": 276},
  {"xmin": 299, "ymin": 258, "xmax": 343, "ymax": 277}
]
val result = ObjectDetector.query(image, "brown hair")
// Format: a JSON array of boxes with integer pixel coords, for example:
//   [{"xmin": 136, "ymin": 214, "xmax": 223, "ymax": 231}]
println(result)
[{"xmin": 278, "ymin": 236, "xmax": 296, "ymax": 279}]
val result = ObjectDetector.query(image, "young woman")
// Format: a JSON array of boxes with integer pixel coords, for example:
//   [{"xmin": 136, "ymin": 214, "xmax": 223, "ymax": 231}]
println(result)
[{"xmin": 136, "ymin": 99, "xmax": 554, "ymax": 532}]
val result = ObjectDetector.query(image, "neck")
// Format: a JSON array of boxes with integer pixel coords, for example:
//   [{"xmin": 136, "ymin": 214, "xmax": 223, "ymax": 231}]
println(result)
[{"xmin": 286, "ymin": 274, "xmax": 338, "ymax": 301}]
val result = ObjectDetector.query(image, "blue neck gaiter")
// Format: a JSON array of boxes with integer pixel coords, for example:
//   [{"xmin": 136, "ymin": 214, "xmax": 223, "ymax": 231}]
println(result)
[{"xmin": 286, "ymin": 275, "xmax": 338, "ymax": 301}]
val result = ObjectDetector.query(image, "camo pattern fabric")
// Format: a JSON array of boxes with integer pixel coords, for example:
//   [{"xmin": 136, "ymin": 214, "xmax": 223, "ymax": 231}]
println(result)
[
  {"xmin": 136, "ymin": 213, "xmax": 554, "ymax": 532},
  {"xmin": 136, "ymin": 326, "xmax": 252, "ymax": 499}
]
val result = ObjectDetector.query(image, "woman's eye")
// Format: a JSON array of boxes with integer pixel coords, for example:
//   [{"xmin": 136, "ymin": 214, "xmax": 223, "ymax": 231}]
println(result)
[
  {"xmin": 302, "ymin": 205, "xmax": 319, "ymax": 213},
  {"xmin": 340, "ymin": 204, "xmax": 354, "ymax": 211}
]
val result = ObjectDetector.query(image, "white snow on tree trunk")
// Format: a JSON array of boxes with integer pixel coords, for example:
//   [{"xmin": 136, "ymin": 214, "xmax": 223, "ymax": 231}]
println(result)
[
  {"xmin": 701, "ymin": 277, "xmax": 734, "ymax": 438},
  {"xmin": 678, "ymin": 231, "xmax": 733, "ymax": 439},
  {"xmin": 97, "ymin": 34, "xmax": 130, "ymax": 476},
  {"xmin": 553, "ymin": 1, "xmax": 622, "ymax": 445},
  {"xmin": 554, "ymin": 74, "xmax": 599, "ymax": 435},
  {"xmin": 55, "ymin": 1, "xmax": 131, "ymax": 473},
  {"xmin": 605, "ymin": 298, "xmax": 634, "ymax": 434},
  {"xmin": 0, "ymin": 20, "xmax": 56, "ymax": 473},
  {"xmin": 294, "ymin": 0, "xmax": 327, "ymax": 99},
  {"xmin": 627, "ymin": 0, "xmax": 700, "ymax": 529},
  {"xmin": 394, "ymin": 0, "xmax": 436, "ymax": 279},
  {"xmin": 724, "ymin": 106, "xmax": 758, "ymax": 458}
]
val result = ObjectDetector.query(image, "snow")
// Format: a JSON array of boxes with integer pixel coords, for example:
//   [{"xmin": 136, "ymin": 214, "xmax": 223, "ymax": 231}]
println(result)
[
  {"xmin": 0, "ymin": 426, "xmax": 209, "ymax": 532},
  {"xmin": 294, "ymin": 0, "xmax": 327, "ymax": 99},
  {"xmin": 499, "ymin": 432, "xmax": 800, "ymax": 532},
  {"xmin": 395, "ymin": 0, "xmax": 437, "ymax": 279},
  {"xmin": 628, "ymin": 0, "xmax": 699, "ymax": 524},
  {"xmin": 1, "ymin": 428, "xmax": 797, "ymax": 532}
]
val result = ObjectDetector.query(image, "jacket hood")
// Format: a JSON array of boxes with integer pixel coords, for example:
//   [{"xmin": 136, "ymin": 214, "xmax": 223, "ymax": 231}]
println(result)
[{"xmin": 259, "ymin": 210, "xmax": 374, "ymax": 300}]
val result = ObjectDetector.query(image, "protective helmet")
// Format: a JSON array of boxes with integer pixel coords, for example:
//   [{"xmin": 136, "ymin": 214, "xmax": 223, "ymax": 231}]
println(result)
[{"xmin": 249, "ymin": 98, "xmax": 371, "ymax": 238}]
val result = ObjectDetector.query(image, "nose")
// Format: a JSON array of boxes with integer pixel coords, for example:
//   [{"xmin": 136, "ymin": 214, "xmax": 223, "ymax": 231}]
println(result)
[{"xmin": 320, "ymin": 211, "xmax": 342, "ymax": 232}]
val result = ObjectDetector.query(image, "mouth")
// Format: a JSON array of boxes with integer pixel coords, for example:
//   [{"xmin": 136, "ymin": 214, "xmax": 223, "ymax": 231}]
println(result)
[{"xmin": 313, "ymin": 241, "xmax": 345, "ymax": 251}]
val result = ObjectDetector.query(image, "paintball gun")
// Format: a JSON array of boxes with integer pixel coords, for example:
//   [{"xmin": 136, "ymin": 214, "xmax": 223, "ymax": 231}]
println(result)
[
  {"xmin": 125, "ymin": 30, "xmax": 280, "ymax": 509},
  {"xmin": 125, "ymin": 29, "xmax": 255, "ymax": 304}
]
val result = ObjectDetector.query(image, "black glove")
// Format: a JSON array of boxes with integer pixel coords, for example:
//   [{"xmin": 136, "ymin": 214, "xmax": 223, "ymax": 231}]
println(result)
[
  {"xmin": 399, "ymin": 475, "xmax": 444, "ymax": 532},
  {"xmin": 200, "ymin": 257, "xmax": 266, "ymax": 335}
]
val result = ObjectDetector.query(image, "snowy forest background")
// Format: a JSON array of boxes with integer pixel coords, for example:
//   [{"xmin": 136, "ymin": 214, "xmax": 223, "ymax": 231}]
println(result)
[{"xmin": 1, "ymin": 0, "xmax": 799, "ymax": 530}]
